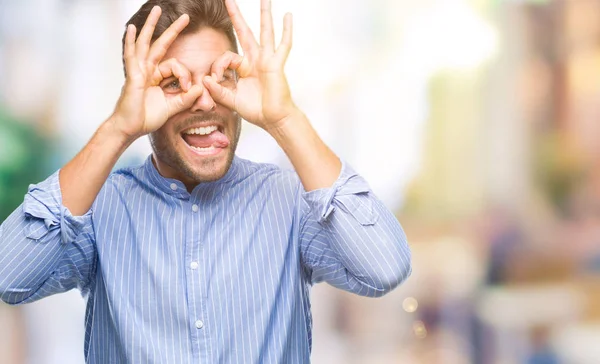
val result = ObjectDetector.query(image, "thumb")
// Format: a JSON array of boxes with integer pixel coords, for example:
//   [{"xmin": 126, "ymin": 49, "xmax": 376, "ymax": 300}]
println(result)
[{"xmin": 203, "ymin": 76, "xmax": 236, "ymax": 110}]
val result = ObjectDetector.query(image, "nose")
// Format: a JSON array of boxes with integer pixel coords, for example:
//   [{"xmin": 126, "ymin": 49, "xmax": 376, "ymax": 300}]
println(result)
[{"xmin": 190, "ymin": 84, "xmax": 216, "ymax": 112}]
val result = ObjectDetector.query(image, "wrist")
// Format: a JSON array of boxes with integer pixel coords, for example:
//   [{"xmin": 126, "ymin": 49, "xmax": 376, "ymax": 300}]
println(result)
[
  {"xmin": 102, "ymin": 116, "xmax": 139, "ymax": 149},
  {"xmin": 266, "ymin": 108, "xmax": 307, "ymax": 142}
]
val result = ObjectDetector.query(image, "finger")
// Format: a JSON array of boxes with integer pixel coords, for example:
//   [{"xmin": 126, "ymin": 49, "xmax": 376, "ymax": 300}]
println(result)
[
  {"xmin": 154, "ymin": 58, "xmax": 192, "ymax": 91},
  {"xmin": 275, "ymin": 13, "xmax": 292, "ymax": 63},
  {"xmin": 136, "ymin": 6, "xmax": 162, "ymax": 59},
  {"xmin": 167, "ymin": 84, "xmax": 205, "ymax": 115},
  {"xmin": 225, "ymin": 0, "xmax": 259, "ymax": 56},
  {"xmin": 260, "ymin": 0, "xmax": 275, "ymax": 54},
  {"xmin": 147, "ymin": 14, "xmax": 190, "ymax": 65},
  {"xmin": 124, "ymin": 24, "xmax": 141, "ymax": 77},
  {"xmin": 203, "ymin": 76, "xmax": 236, "ymax": 110},
  {"xmin": 211, "ymin": 51, "xmax": 251, "ymax": 80}
]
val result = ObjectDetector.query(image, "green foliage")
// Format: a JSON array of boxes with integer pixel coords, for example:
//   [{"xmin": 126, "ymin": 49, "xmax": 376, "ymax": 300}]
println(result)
[{"xmin": 0, "ymin": 109, "xmax": 51, "ymax": 223}]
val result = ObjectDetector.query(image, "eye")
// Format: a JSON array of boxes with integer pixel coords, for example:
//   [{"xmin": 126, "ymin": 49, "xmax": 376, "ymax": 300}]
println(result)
[
  {"xmin": 161, "ymin": 79, "xmax": 182, "ymax": 93},
  {"xmin": 220, "ymin": 69, "xmax": 237, "ymax": 86}
]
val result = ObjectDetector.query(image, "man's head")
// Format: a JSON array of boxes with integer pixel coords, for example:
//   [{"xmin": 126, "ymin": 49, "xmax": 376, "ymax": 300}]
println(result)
[{"xmin": 123, "ymin": 0, "xmax": 242, "ymax": 190}]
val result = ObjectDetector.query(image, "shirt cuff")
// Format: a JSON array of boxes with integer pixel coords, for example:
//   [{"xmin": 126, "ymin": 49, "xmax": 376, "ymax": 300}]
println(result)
[
  {"xmin": 302, "ymin": 161, "xmax": 378, "ymax": 225},
  {"xmin": 22, "ymin": 170, "xmax": 92, "ymax": 244}
]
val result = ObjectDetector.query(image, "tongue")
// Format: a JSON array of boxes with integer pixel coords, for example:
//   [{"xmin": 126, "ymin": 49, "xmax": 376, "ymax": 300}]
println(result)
[{"xmin": 183, "ymin": 131, "xmax": 230, "ymax": 148}]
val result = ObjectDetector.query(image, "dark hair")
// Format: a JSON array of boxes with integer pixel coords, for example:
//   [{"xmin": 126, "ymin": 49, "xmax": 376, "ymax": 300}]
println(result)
[{"xmin": 121, "ymin": 0, "xmax": 238, "ymax": 75}]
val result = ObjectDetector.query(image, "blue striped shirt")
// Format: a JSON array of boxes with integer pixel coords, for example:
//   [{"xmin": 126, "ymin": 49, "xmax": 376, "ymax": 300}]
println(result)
[{"xmin": 0, "ymin": 155, "xmax": 411, "ymax": 363}]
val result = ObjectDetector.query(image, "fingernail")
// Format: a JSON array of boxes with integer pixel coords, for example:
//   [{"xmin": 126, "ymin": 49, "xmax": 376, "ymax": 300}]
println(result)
[{"xmin": 187, "ymin": 81, "xmax": 192, "ymax": 90}]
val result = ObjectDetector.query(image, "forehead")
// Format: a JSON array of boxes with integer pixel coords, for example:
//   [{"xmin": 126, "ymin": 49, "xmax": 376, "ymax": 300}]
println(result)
[{"xmin": 162, "ymin": 27, "xmax": 233, "ymax": 73}]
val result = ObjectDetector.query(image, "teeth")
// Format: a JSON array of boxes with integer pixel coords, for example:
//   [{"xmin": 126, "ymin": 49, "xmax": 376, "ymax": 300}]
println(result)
[
  {"xmin": 184, "ymin": 126, "xmax": 218, "ymax": 136},
  {"xmin": 190, "ymin": 145, "xmax": 216, "ymax": 152}
]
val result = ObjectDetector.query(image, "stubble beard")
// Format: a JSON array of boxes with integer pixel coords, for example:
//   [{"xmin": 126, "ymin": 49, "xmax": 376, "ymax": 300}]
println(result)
[{"xmin": 149, "ymin": 113, "xmax": 242, "ymax": 184}]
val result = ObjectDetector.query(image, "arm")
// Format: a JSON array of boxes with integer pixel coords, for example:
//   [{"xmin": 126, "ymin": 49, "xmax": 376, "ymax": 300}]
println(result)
[
  {"xmin": 205, "ymin": 0, "xmax": 411, "ymax": 296},
  {"xmin": 63, "ymin": 8, "xmax": 200, "ymax": 215},
  {"xmin": 267, "ymin": 110, "xmax": 341, "ymax": 191},
  {"xmin": 299, "ymin": 163, "xmax": 412, "ymax": 297},
  {"xmin": 0, "ymin": 7, "xmax": 201, "ymax": 304},
  {"xmin": 61, "ymin": 121, "xmax": 132, "ymax": 215},
  {"xmin": 0, "ymin": 176, "xmax": 97, "ymax": 304}
]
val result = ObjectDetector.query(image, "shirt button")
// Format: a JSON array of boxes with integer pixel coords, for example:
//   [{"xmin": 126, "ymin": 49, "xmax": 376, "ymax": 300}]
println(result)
[
  {"xmin": 192, "ymin": 204, "xmax": 199, "ymax": 212},
  {"xmin": 195, "ymin": 320, "xmax": 204, "ymax": 329},
  {"xmin": 170, "ymin": 183, "xmax": 177, "ymax": 191},
  {"xmin": 190, "ymin": 261, "xmax": 199, "ymax": 270}
]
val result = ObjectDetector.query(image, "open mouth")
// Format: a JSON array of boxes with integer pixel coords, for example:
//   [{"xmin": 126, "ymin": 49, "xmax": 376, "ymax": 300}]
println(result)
[{"xmin": 181, "ymin": 125, "xmax": 230, "ymax": 155}]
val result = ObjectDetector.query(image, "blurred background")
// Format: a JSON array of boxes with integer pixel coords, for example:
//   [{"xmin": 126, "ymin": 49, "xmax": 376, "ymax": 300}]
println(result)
[{"xmin": 2, "ymin": 0, "xmax": 600, "ymax": 363}]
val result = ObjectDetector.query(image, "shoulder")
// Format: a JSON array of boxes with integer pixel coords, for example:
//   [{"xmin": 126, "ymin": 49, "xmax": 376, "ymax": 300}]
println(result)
[
  {"xmin": 107, "ymin": 163, "xmax": 145, "ymax": 190},
  {"xmin": 94, "ymin": 163, "xmax": 146, "ymax": 205},
  {"xmin": 235, "ymin": 157, "xmax": 300, "ymax": 190}
]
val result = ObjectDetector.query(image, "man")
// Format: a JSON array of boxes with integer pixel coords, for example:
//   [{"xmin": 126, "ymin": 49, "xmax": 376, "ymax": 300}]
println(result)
[{"xmin": 0, "ymin": 0, "xmax": 411, "ymax": 362}]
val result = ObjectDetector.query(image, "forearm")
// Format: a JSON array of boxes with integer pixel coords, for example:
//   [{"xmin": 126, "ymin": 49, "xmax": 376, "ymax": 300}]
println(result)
[
  {"xmin": 307, "ymin": 207, "xmax": 411, "ymax": 297},
  {"xmin": 0, "ymin": 210, "xmax": 69, "ymax": 304},
  {"xmin": 301, "ymin": 164, "xmax": 412, "ymax": 297},
  {"xmin": 0, "ymin": 176, "xmax": 95, "ymax": 304},
  {"xmin": 60, "ymin": 117, "xmax": 135, "ymax": 216},
  {"xmin": 324, "ymin": 200, "xmax": 411, "ymax": 292},
  {"xmin": 268, "ymin": 110, "xmax": 341, "ymax": 191}
]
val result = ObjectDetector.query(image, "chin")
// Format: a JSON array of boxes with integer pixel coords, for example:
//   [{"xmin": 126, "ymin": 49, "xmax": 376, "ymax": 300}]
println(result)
[{"xmin": 182, "ymin": 150, "xmax": 232, "ymax": 183}]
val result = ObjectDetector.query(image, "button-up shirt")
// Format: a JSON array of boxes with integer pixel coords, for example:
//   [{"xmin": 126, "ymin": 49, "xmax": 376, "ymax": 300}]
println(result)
[{"xmin": 0, "ymin": 155, "xmax": 411, "ymax": 363}]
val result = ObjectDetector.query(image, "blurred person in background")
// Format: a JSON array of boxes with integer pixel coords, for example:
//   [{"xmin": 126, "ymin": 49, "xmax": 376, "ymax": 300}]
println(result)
[
  {"xmin": 0, "ymin": 0, "xmax": 411, "ymax": 362},
  {"xmin": 0, "ymin": 106, "xmax": 54, "ymax": 363}
]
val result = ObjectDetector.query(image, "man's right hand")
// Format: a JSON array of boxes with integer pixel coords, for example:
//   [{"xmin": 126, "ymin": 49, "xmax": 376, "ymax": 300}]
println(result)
[{"xmin": 111, "ymin": 6, "xmax": 204, "ymax": 140}]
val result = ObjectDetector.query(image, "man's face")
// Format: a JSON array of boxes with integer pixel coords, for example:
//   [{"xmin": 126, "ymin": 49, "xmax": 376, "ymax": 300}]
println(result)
[{"xmin": 149, "ymin": 27, "xmax": 241, "ymax": 189}]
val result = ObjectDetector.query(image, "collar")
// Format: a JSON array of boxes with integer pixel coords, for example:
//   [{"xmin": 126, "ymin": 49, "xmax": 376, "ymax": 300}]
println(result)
[{"xmin": 143, "ymin": 154, "xmax": 243, "ymax": 199}]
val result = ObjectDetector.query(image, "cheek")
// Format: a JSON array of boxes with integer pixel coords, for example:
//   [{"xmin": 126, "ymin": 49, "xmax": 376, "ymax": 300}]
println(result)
[
  {"xmin": 223, "ymin": 111, "xmax": 240, "ymax": 128},
  {"xmin": 156, "ymin": 120, "xmax": 179, "ymax": 141},
  {"xmin": 150, "ymin": 130, "xmax": 175, "ymax": 151}
]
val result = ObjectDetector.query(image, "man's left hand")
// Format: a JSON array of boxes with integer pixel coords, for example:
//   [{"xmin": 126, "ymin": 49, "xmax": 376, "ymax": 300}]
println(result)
[{"xmin": 202, "ymin": 0, "xmax": 299, "ymax": 132}]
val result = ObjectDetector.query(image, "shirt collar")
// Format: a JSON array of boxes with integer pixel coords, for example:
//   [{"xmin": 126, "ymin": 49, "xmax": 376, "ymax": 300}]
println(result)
[{"xmin": 143, "ymin": 154, "xmax": 243, "ymax": 199}]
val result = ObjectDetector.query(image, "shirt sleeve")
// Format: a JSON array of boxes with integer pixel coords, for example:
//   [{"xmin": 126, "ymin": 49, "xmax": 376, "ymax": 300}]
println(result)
[
  {"xmin": 299, "ymin": 161, "xmax": 412, "ymax": 297},
  {"xmin": 0, "ymin": 170, "xmax": 97, "ymax": 305}
]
